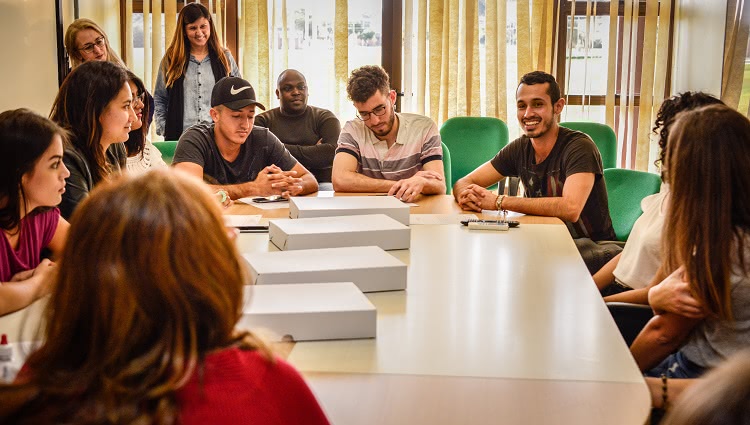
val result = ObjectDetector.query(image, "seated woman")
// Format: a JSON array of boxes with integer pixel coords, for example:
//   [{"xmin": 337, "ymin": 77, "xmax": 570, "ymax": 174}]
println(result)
[
  {"xmin": 0, "ymin": 170, "xmax": 331, "ymax": 424},
  {"xmin": 0, "ymin": 109, "xmax": 69, "ymax": 316},
  {"xmin": 63, "ymin": 18, "xmax": 125, "ymax": 69},
  {"xmin": 630, "ymin": 105, "xmax": 750, "ymax": 380},
  {"xmin": 595, "ymin": 92, "xmax": 723, "ymax": 303},
  {"xmin": 50, "ymin": 60, "xmax": 134, "ymax": 219},
  {"xmin": 125, "ymin": 71, "xmax": 167, "ymax": 174}
]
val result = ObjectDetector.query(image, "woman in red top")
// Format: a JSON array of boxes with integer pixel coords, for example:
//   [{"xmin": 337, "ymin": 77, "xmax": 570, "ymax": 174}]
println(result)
[
  {"xmin": 0, "ymin": 109, "xmax": 70, "ymax": 316},
  {"xmin": 0, "ymin": 170, "xmax": 331, "ymax": 425}
]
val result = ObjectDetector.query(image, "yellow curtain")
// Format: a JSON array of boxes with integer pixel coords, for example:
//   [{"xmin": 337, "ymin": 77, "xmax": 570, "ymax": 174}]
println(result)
[
  {"xmin": 598, "ymin": 0, "xmax": 671, "ymax": 170},
  {"xmin": 240, "ymin": 0, "xmax": 271, "ymax": 107},
  {"xmin": 334, "ymin": 0, "xmax": 349, "ymax": 116},
  {"xmin": 723, "ymin": 0, "xmax": 750, "ymax": 114}
]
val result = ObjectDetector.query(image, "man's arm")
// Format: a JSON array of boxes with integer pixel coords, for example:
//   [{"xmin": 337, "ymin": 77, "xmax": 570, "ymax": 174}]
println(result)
[
  {"xmin": 288, "ymin": 161, "xmax": 318, "ymax": 195},
  {"xmin": 630, "ymin": 312, "xmax": 701, "ymax": 372},
  {"xmin": 387, "ymin": 161, "xmax": 445, "ymax": 202},
  {"xmin": 502, "ymin": 172, "xmax": 594, "ymax": 222},
  {"xmin": 332, "ymin": 151, "xmax": 396, "ymax": 193}
]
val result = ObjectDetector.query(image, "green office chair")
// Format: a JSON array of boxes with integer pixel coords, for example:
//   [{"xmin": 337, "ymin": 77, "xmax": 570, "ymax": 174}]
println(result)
[
  {"xmin": 441, "ymin": 141, "xmax": 452, "ymax": 194},
  {"xmin": 560, "ymin": 122, "xmax": 617, "ymax": 169},
  {"xmin": 152, "ymin": 140, "xmax": 178, "ymax": 165},
  {"xmin": 603, "ymin": 168, "xmax": 662, "ymax": 241},
  {"xmin": 439, "ymin": 117, "xmax": 509, "ymax": 192}
]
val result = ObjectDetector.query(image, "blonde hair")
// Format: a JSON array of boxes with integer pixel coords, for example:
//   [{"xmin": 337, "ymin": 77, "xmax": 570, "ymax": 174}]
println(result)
[
  {"xmin": 0, "ymin": 170, "xmax": 270, "ymax": 424},
  {"xmin": 162, "ymin": 3, "xmax": 231, "ymax": 88},
  {"xmin": 64, "ymin": 18, "xmax": 125, "ymax": 69}
]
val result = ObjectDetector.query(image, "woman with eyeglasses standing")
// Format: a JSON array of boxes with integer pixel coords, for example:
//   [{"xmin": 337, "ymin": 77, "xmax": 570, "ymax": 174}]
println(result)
[
  {"xmin": 154, "ymin": 2, "xmax": 241, "ymax": 141},
  {"xmin": 63, "ymin": 18, "xmax": 124, "ymax": 69},
  {"xmin": 50, "ymin": 61, "xmax": 135, "ymax": 219},
  {"xmin": 125, "ymin": 71, "xmax": 167, "ymax": 174}
]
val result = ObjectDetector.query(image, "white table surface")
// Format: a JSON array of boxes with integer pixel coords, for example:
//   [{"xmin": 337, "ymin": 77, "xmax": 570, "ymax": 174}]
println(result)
[{"xmin": 235, "ymin": 223, "xmax": 651, "ymax": 424}]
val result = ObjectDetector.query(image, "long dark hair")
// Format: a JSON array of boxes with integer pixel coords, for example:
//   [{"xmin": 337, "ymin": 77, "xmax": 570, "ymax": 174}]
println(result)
[
  {"xmin": 663, "ymin": 104, "xmax": 750, "ymax": 320},
  {"xmin": 0, "ymin": 170, "xmax": 270, "ymax": 424},
  {"xmin": 162, "ymin": 3, "xmax": 231, "ymax": 88},
  {"xmin": 125, "ymin": 71, "xmax": 151, "ymax": 157},
  {"xmin": 0, "ymin": 109, "xmax": 68, "ymax": 231},
  {"xmin": 50, "ymin": 61, "xmax": 129, "ymax": 183}
]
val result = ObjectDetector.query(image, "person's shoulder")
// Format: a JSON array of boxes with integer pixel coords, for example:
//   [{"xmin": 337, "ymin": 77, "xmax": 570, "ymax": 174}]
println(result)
[
  {"xmin": 181, "ymin": 123, "xmax": 215, "ymax": 142},
  {"xmin": 309, "ymin": 105, "xmax": 337, "ymax": 118},
  {"xmin": 400, "ymin": 112, "xmax": 436, "ymax": 126},
  {"xmin": 558, "ymin": 126, "xmax": 596, "ymax": 147}
]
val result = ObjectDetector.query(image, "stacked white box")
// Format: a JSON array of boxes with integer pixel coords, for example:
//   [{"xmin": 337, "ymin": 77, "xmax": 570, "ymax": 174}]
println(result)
[
  {"xmin": 289, "ymin": 196, "xmax": 410, "ymax": 225},
  {"xmin": 243, "ymin": 246, "xmax": 407, "ymax": 292},
  {"xmin": 238, "ymin": 282, "xmax": 377, "ymax": 341},
  {"xmin": 269, "ymin": 214, "xmax": 410, "ymax": 251}
]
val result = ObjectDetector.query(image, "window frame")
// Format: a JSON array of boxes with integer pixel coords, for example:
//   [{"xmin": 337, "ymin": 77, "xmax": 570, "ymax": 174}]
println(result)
[{"xmin": 554, "ymin": 0, "xmax": 675, "ymax": 108}]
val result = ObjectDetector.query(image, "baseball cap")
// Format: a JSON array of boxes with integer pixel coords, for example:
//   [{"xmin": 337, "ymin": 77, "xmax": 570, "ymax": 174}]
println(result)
[{"xmin": 210, "ymin": 76, "xmax": 266, "ymax": 111}]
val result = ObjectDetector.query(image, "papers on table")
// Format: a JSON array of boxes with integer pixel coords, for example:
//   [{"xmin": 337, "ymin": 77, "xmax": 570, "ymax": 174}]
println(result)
[{"xmin": 223, "ymin": 214, "xmax": 262, "ymax": 227}]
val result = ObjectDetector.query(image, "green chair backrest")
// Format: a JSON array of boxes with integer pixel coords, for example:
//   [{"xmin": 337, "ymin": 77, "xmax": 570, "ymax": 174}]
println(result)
[
  {"xmin": 560, "ymin": 122, "xmax": 617, "ymax": 169},
  {"xmin": 441, "ymin": 141, "xmax": 452, "ymax": 194},
  {"xmin": 603, "ymin": 168, "xmax": 662, "ymax": 242},
  {"xmin": 439, "ymin": 117, "xmax": 509, "ymax": 190},
  {"xmin": 152, "ymin": 140, "xmax": 178, "ymax": 165}
]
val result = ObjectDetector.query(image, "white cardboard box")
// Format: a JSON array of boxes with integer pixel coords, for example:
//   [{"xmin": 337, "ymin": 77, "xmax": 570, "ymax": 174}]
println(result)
[
  {"xmin": 238, "ymin": 282, "xmax": 376, "ymax": 341},
  {"xmin": 243, "ymin": 246, "xmax": 407, "ymax": 292},
  {"xmin": 289, "ymin": 196, "xmax": 410, "ymax": 225},
  {"xmin": 269, "ymin": 214, "xmax": 410, "ymax": 251}
]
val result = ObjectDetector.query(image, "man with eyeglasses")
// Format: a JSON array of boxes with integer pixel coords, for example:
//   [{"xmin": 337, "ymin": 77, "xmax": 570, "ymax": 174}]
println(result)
[
  {"xmin": 332, "ymin": 65, "xmax": 445, "ymax": 202},
  {"xmin": 255, "ymin": 69, "xmax": 341, "ymax": 190}
]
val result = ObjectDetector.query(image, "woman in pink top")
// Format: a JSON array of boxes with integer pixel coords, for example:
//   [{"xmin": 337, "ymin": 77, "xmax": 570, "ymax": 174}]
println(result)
[
  {"xmin": 0, "ymin": 109, "xmax": 70, "ymax": 316},
  {"xmin": 0, "ymin": 170, "xmax": 330, "ymax": 425}
]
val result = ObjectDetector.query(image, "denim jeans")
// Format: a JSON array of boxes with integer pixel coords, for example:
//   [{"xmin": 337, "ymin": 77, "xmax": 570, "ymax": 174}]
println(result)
[{"xmin": 645, "ymin": 350, "xmax": 706, "ymax": 379}]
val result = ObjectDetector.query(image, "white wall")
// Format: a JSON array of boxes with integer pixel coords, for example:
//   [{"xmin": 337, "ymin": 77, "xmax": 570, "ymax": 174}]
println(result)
[
  {"xmin": 0, "ymin": 0, "xmax": 62, "ymax": 115},
  {"xmin": 671, "ymin": 0, "xmax": 728, "ymax": 96}
]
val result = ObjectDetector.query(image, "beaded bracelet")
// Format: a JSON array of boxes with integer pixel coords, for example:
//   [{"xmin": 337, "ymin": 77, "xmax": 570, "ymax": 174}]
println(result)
[{"xmin": 661, "ymin": 373, "xmax": 669, "ymax": 410}]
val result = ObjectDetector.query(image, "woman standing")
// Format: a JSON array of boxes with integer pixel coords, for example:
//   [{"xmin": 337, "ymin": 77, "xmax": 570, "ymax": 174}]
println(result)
[
  {"xmin": 154, "ymin": 3, "xmax": 240, "ymax": 140},
  {"xmin": 0, "ymin": 170, "xmax": 330, "ymax": 425},
  {"xmin": 63, "ymin": 18, "xmax": 125, "ymax": 69},
  {"xmin": 0, "ymin": 109, "xmax": 69, "ymax": 316},
  {"xmin": 125, "ymin": 71, "xmax": 167, "ymax": 174},
  {"xmin": 50, "ymin": 61, "xmax": 135, "ymax": 219}
]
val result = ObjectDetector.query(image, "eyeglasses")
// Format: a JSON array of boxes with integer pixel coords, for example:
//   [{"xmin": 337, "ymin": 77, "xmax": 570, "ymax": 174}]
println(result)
[
  {"xmin": 356, "ymin": 104, "xmax": 389, "ymax": 121},
  {"xmin": 78, "ymin": 36, "xmax": 105, "ymax": 54},
  {"xmin": 133, "ymin": 92, "xmax": 146, "ymax": 108}
]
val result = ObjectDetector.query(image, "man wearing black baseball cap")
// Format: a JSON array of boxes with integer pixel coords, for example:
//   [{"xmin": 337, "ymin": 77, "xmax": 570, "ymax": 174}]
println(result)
[{"xmin": 173, "ymin": 76, "xmax": 318, "ymax": 200}]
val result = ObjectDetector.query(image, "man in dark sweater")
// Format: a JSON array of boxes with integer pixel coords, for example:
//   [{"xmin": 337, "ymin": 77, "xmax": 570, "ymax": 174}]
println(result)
[
  {"xmin": 255, "ymin": 69, "xmax": 341, "ymax": 190},
  {"xmin": 453, "ymin": 71, "xmax": 619, "ymax": 273}
]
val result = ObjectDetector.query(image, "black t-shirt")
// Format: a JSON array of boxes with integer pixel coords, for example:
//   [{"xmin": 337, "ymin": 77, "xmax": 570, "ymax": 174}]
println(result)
[
  {"xmin": 255, "ymin": 105, "xmax": 341, "ymax": 183},
  {"xmin": 174, "ymin": 123, "xmax": 297, "ymax": 185},
  {"xmin": 490, "ymin": 127, "xmax": 615, "ymax": 241}
]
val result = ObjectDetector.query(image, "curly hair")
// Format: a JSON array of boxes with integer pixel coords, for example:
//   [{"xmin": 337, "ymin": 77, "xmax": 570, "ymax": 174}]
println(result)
[
  {"xmin": 346, "ymin": 65, "xmax": 390, "ymax": 103},
  {"xmin": 652, "ymin": 91, "xmax": 722, "ymax": 172}
]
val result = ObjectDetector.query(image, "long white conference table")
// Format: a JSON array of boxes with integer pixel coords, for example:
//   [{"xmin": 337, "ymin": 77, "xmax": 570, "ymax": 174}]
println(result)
[
  {"xmin": 232, "ymin": 194, "xmax": 651, "ymax": 424},
  {"xmin": 0, "ymin": 194, "xmax": 650, "ymax": 424}
]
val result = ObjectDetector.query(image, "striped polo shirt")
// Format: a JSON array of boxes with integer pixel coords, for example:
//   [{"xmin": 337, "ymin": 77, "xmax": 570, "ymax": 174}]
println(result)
[{"xmin": 336, "ymin": 113, "xmax": 443, "ymax": 181}]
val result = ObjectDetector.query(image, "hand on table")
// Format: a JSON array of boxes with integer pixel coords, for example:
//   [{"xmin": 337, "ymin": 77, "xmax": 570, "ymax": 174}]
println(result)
[{"xmin": 456, "ymin": 184, "xmax": 497, "ymax": 212}]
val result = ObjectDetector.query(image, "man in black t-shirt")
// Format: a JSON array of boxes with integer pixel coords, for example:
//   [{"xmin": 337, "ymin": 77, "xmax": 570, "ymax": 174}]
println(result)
[
  {"xmin": 174, "ymin": 76, "xmax": 318, "ymax": 201},
  {"xmin": 453, "ymin": 71, "xmax": 618, "ymax": 273}
]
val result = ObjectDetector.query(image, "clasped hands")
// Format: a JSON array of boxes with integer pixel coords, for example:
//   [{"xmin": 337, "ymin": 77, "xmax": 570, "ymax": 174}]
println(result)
[
  {"xmin": 648, "ymin": 266, "xmax": 705, "ymax": 318},
  {"xmin": 456, "ymin": 184, "xmax": 497, "ymax": 212},
  {"xmin": 257, "ymin": 164, "xmax": 304, "ymax": 197},
  {"xmin": 388, "ymin": 170, "xmax": 443, "ymax": 203}
]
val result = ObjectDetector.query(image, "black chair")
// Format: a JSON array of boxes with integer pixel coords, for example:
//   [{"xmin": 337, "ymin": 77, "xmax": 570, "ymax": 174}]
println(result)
[{"xmin": 606, "ymin": 302, "xmax": 654, "ymax": 346}]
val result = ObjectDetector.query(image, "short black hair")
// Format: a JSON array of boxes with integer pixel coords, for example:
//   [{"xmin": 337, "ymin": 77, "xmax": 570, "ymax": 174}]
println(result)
[
  {"xmin": 346, "ymin": 65, "xmax": 390, "ymax": 103},
  {"xmin": 518, "ymin": 71, "xmax": 561, "ymax": 104}
]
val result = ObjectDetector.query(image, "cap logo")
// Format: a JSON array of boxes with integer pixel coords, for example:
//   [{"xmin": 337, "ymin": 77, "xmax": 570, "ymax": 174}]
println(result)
[{"xmin": 230, "ymin": 85, "xmax": 251, "ymax": 95}]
